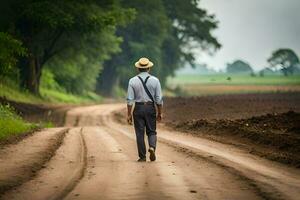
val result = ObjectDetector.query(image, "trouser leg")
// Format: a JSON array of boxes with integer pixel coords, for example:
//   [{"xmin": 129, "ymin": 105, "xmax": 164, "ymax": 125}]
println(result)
[
  {"xmin": 133, "ymin": 113, "xmax": 146, "ymax": 159},
  {"xmin": 145, "ymin": 106, "xmax": 157, "ymax": 150}
]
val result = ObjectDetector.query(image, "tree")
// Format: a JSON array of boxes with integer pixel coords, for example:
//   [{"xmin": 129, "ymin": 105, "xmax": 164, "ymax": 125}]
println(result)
[
  {"xmin": 0, "ymin": 32, "xmax": 27, "ymax": 76},
  {"xmin": 97, "ymin": 0, "xmax": 221, "ymax": 96},
  {"xmin": 226, "ymin": 60, "xmax": 253, "ymax": 74},
  {"xmin": 267, "ymin": 48, "xmax": 300, "ymax": 76},
  {"xmin": 0, "ymin": 0, "xmax": 134, "ymax": 94},
  {"xmin": 46, "ymin": 27, "xmax": 123, "ymax": 95}
]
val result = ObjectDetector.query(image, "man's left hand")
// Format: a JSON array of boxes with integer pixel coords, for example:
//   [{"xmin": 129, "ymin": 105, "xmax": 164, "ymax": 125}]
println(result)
[
  {"xmin": 127, "ymin": 114, "xmax": 133, "ymax": 125},
  {"xmin": 157, "ymin": 113, "xmax": 162, "ymax": 122}
]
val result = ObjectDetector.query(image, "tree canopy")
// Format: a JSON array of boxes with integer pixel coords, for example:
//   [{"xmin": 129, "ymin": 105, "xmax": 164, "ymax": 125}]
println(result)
[
  {"xmin": 0, "ymin": 0, "xmax": 134, "ymax": 94},
  {"xmin": 268, "ymin": 48, "xmax": 300, "ymax": 76},
  {"xmin": 97, "ymin": 0, "xmax": 221, "ymax": 96},
  {"xmin": 0, "ymin": 0, "xmax": 221, "ymax": 98}
]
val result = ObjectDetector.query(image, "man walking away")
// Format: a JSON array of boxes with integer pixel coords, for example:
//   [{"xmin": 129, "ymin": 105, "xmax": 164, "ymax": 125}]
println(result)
[{"xmin": 126, "ymin": 57, "xmax": 163, "ymax": 162}]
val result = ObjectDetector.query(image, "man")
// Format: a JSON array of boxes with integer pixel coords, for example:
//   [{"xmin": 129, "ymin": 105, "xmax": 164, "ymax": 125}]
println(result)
[{"xmin": 127, "ymin": 57, "xmax": 163, "ymax": 162}]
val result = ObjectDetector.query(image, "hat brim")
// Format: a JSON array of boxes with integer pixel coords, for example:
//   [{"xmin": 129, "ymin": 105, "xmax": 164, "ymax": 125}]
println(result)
[{"xmin": 135, "ymin": 61, "xmax": 154, "ymax": 68}]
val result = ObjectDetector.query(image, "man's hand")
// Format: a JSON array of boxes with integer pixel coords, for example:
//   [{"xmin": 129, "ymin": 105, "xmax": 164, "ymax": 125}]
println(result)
[
  {"xmin": 157, "ymin": 113, "xmax": 162, "ymax": 122},
  {"xmin": 156, "ymin": 104, "xmax": 163, "ymax": 122},
  {"xmin": 127, "ymin": 104, "xmax": 133, "ymax": 125},
  {"xmin": 127, "ymin": 114, "xmax": 133, "ymax": 125}
]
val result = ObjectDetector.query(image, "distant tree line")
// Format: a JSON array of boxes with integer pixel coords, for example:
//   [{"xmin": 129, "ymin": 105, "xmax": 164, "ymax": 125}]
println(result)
[
  {"xmin": 0, "ymin": 0, "xmax": 221, "ymax": 96},
  {"xmin": 226, "ymin": 48, "xmax": 300, "ymax": 76}
]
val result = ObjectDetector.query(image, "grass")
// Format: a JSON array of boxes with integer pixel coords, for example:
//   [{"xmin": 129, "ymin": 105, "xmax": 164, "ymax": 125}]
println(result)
[
  {"xmin": 167, "ymin": 74, "xmax": 300, "ymax": 86},
  {"xmin": 0, "ymin": 104, "xmax": 38, "ymax": 140},
  {"xmin": 0, "ymin": 80, "xmax": 45, "ymax": 104},
  {"xmin": 166, "ymin": 74, "xmax": 300, "ymax": 96},
  {"xmin": 40, "ymin": 88, "xmax": 102, "ymax": 104},
  {"xmin": 0, "ymin": 77, "xmax": 102, "ymax": 104},
  {"xmin": 0, "ymin": 77, "xmax": 102, "ymax": 141}
]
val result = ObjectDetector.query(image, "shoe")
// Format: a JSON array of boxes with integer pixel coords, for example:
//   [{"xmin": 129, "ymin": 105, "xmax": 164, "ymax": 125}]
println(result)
[
  {"xmin": 148, "ymin": 147, "xmax": 156, "ymax": 161},
  {"xmin": 137, "ymin": 158, "xmax": 146, "ymax": 162}
]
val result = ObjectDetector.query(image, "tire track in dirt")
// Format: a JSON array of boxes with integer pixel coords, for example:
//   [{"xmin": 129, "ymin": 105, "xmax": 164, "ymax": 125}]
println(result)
[
  {"xmin": 154, "ymin": 128, "xmax": 300, "ymax": 200},
  {"xmin": 0, "ymin": 128, "xmax": 68, "ymax": 197},
  {"xmin": 96, "ymin": 108, "xmax": 264, "ymax": 199},
  {"xmin": 106, "ymin": 106, "xmax": 300, "ymax": 200},
  {"xmin": 109, "ymin": 125, "xmax": 262, "ymax": 200},
  {"xmin": 159, "ymin": 139, "xmax": 284, "ymax": 200},
  {"xmin": 112, "ymin": 122, "xmax": 296, "ymax": 200},
  {"xmin": 53, "ymin": 128, "xmax": 88, "ymax": 200},
  {"xmin": 64, "ymin": 127, "xmax": 154, "ymax": 199},
  {"xmin": 1, "ymin": 128, "xmax": 87, "ymax": 200}
]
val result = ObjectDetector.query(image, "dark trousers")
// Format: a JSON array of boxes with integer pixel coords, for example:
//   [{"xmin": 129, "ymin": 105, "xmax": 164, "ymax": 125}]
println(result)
[{"xmin": 133, "ymin": 104, "xmax": 157, "ymax": 159}]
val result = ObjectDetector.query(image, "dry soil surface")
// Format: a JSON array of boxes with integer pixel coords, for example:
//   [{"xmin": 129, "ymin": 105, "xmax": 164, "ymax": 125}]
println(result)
[{"xmin": 1, "ymin": 103, "xmax": 300, "ymax": 200}]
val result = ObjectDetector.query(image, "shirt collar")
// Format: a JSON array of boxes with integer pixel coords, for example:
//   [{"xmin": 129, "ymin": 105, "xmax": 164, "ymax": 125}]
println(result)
[{"xmin": 138, "ymin": 72, "xmax": 150, "ymax": 76}]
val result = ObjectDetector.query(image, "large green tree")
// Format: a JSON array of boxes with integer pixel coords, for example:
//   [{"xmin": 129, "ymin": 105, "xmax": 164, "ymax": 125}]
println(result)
[
  {"xmin": 0, "ymin": 0, "xmax": 134, "ymax": 94},
  {"xmin": 97, "ymin": 0, "xmax": 221, "ymax": 96},
  {"xmin": 268, "ymin": 48, "xmax": 300, "ymax": 76},
  {"xmin": 46, "ymin": 27, "xmax": 123, "ymax": 95}
]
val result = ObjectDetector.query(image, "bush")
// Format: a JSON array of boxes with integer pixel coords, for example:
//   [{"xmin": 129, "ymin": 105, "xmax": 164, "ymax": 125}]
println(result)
[{"xmin": 0, "ymin": 104, "xmax": 37, "ymax": 139}]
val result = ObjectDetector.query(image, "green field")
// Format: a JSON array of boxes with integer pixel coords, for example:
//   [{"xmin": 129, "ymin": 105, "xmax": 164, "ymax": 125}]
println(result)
[
  {"xmin": 166, "ymin": 74, "xmax": 300, "ymax": 96},
  {"xmin": 167, "ymin": 74, "xmax": 300, "ymax": 86}
]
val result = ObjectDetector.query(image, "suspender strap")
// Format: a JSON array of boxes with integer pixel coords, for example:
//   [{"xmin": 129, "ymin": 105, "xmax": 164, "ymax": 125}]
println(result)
[{"xmin": 137, "ymin": 76, "xmax": 155, "ymax": 103}]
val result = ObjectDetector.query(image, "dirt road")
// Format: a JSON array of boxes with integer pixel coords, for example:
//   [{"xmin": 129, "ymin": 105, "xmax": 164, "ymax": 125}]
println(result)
[{"xmin": 1, "ymin": 104, "xmax": 300, "ymax": 200}]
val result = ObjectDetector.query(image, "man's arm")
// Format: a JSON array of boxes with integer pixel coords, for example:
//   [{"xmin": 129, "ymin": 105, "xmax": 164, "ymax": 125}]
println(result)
[
  {"xmin": 126, "ymin": 79, "xmax": 134, "ymax": 125},
  {"xmin": 156, "ymin": 104, "xmax": 163, "ymax": 122},
  {"xmin": 127, "ymin": 104, "xmax": 133, "ymax": 125},
  {"xmin": 155, "ymin": 80, "xmax": 163, "ymax": 122}
]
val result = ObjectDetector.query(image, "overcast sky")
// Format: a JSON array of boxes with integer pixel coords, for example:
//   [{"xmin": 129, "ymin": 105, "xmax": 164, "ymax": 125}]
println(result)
[{"xmin": 197, "ymin": 0, "xmax": 300, "ymax": 71}]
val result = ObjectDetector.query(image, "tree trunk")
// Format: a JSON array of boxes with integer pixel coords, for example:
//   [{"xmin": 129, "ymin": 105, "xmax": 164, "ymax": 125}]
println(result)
[
  {"xmin": 282, "ymin": 68, "xmax": 288, "ymax": 76},
  {"xmin": 96, "ymin": 64, "xmax": 118, "ymax": 96},
  {"xmin": 19, "ymin": 55, "xmax": 42, "ymax": 95}
]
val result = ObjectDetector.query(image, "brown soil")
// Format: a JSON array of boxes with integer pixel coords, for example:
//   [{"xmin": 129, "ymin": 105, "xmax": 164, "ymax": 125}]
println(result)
[
  {"xmin": 164, "ymin": 92, "xmax": 300, "ymax": 121},
  {"xmin": 163, "ymin": 93, "xmax": 300, "ymax": 167}
]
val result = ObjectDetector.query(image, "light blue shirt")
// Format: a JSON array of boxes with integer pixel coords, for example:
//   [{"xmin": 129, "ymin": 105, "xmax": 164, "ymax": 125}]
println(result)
[{"xmin": 127, "ymin": 72, "xmax": 163, "ymax": 105}]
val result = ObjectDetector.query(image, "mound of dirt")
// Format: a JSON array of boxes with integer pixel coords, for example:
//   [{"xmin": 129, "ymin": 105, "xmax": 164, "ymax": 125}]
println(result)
[
  {"xmin": 167, "ymin": 111, "xmax": 300, "ymax": 167},
  {"xmin": 163, "ymin": 93, "xmax": 300, "ymax": 167}
]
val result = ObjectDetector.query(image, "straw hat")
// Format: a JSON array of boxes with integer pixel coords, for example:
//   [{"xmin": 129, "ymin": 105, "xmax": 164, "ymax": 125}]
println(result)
[{"xmin": 135, "ymin": 57, "xmax": 154, "ymax": 68}]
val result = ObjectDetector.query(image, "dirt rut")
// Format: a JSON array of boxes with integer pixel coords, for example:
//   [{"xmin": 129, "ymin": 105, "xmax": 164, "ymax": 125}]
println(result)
[
  {"xmin": 0, "ymin": 128, "xmax": 68, "ymax": 195},
  {"xmin": 1, "ymin": 128, "xmax": 86, "ymax": 200}
]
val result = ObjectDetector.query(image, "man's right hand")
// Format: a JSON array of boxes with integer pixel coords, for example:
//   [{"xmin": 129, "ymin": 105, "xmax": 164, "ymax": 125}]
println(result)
[{"xmin": 127, "ymin": 104, "xmax": 133, "ymax": 125}]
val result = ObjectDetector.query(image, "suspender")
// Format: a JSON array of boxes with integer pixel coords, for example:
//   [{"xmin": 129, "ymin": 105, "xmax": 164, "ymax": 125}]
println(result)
[{"xmin": 137, "ymin": 76, "xmax": 155, "ymax": 102}]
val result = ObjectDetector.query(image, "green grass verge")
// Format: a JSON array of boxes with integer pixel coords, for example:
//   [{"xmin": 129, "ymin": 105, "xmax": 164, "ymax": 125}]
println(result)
[
  {"xmin": 0, "ymin": 78, "xmax": 102, "ymax": 104},
  {"xmin": 0, "ymin": 104, "xmax": 38, "ymax": 140},
  {"xmin": 40, "ymin": 88, "xmax": 102, "ymax": 104},
  {"xmin": 0, "ymin": 81, "xmax": 44, "ymax": 104}
]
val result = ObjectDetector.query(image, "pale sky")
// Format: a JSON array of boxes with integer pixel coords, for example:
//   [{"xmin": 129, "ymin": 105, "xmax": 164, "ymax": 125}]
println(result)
[{"xmin": 197, "ymin": 0, "xmax": 300, "ymax": 71}]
